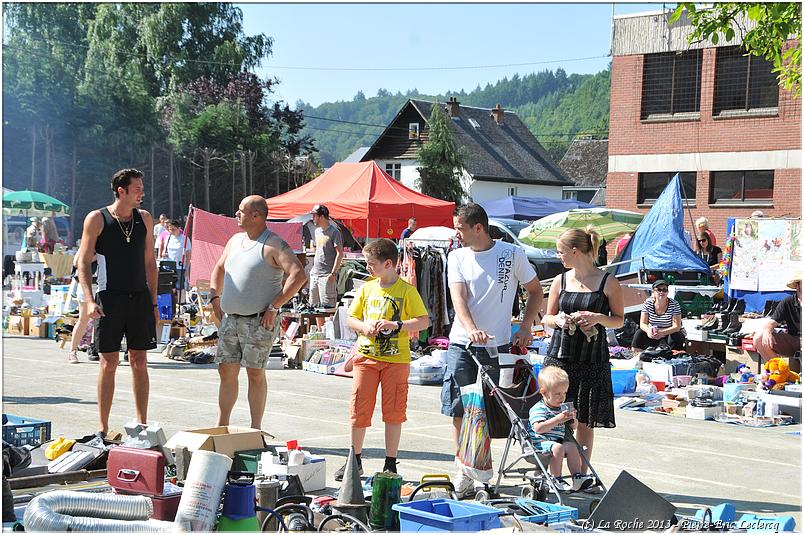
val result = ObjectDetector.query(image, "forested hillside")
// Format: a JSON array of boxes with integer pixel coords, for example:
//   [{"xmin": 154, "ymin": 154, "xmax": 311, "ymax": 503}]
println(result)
[{"xmin": 299, "ymin": 67, "xmax": 611, "ymax": 166}]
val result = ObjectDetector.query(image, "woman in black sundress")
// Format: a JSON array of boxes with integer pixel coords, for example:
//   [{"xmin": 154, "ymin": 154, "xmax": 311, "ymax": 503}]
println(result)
[{"xmin": 542, "ymin": 226, "xmax": 624, "ymax": 490}]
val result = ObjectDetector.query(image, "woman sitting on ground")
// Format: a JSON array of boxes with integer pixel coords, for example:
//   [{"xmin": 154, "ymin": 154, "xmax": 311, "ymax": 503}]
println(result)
[{"xmin": 632, "ymin": 280, "xmax": 686, "ymax": 350}]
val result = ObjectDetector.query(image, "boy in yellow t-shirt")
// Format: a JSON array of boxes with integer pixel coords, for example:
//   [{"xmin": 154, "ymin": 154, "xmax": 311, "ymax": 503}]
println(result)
[{"xmin": 334, "ymin": 238, "xmax": 430, "ymax": 481}]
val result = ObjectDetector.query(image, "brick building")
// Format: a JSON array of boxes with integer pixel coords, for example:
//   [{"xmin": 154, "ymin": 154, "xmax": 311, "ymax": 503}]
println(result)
[{"xmin": 606, "ymin": 10, "xmax": 801, "ymax": 243}]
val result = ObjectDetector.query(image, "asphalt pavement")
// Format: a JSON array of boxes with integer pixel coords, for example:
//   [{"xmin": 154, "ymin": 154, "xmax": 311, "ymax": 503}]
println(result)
[{"xmin": 2, "ymin": 335, "xmax": 801, "ymax": 524}]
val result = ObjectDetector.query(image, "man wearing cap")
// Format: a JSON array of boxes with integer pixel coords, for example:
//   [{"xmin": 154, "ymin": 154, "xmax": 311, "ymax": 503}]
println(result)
[
  {"xmin": 309, "ymin": 204, "xmax": 344, "ymax": 320},
  {"xmin": 753, "ymin": 272, "xmax": 802, "ymax": 372}
]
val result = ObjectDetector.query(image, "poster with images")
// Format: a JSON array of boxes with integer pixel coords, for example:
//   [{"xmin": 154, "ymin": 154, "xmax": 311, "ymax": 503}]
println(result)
[
  {"xmin": 757, "ymin": 219, "xmax": 789, "ymax": 291},
  {"xmin": 730, "ymin": 219, "xmax": 759, "ymax": 291},
  {"xmin": 730, "ymin": 218, "xmax": 800, "ymax": 292},
  {"xmin": 789, "ymin": 220, "xmax": 801, "ymax": 263}
]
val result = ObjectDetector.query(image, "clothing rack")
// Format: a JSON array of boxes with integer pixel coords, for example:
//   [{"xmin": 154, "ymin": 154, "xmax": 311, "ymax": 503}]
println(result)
[{"xmin": 400, "ymin": 241, "xmax": 453, "ymax": 338}]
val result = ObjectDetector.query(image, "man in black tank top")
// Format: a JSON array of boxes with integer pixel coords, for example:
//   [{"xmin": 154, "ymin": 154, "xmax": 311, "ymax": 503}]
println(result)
[{"xmin": 76, "ymin": 169, "xmax": 159, "ymax": 436}]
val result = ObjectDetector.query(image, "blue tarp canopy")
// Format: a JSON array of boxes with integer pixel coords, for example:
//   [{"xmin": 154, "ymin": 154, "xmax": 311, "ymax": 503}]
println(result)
[
  {"xmin": 480, "ymin": 196, "xmax": 594, "ymax": 221},
  {"xmin": 615, "ymin": 175, "xmax": 710, "ymax": 275}
]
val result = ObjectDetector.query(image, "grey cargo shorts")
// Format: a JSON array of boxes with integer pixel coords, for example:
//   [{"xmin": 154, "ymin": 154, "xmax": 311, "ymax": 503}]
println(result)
[{"xmin": 215, "ymin": 313, "xmax": 280, "ymax": 369}]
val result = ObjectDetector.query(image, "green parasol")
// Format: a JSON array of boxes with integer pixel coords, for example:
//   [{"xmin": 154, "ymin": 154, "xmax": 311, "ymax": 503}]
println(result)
[
  {"xmin": 3, "ymin": 190, "xmax": 71, "ymax": 218},
  {"xmin": 518, "ymin": 207, "xmax": 643, "ymax": 249}
]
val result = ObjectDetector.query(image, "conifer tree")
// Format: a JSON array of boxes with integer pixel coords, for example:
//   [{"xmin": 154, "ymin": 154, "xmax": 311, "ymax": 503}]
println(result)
[{"xmin": 416, "ymin": 101, "xmax": 465, "ymax": 203}]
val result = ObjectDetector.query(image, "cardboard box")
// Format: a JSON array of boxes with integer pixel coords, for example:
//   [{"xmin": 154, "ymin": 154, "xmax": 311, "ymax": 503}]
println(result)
[
  {"xmin": 302, "ymin": 361, "xmax": 338, "ymax": 375},
  {"xmin": 6, "ymin": 316, "xmax": 30, "ymax": 336},
  {"xmin": 260, "ymin": 451, "xmax": 326, "ymax": 492},
  {"xmin": 282, "ymin": 342, "xmax": 302, "ymax": 368},
  {"xmin": 726, "ymin": 346, "xmax": 761, "ymax": 374},
  {"xmin": 28, "ymin": 316, "xmax": 44, "ymax": 337},
  {"xmin": 686, "ymin": 404, "xmax": 723, "ymax": 420},
  {"xmin": 165, "ymin": 426, "xmax": 265, "ymax": 459}
]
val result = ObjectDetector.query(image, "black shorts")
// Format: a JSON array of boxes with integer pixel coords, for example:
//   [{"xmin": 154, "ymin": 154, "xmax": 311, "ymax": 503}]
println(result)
[{"xmin": 96, "ymin": 290, "xmax": 157, "ymax": 354}]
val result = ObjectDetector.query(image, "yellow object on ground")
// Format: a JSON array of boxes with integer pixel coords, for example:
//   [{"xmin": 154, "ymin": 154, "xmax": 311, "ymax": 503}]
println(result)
[{"xmin": 44, "ymin": 436, "xmax": 75, "ymax": 460}]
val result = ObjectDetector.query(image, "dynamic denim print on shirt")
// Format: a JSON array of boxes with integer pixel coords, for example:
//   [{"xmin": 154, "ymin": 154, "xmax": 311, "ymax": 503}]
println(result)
[{"xmin": 496, "ymin": 248, "xmax": 514, "ymax": 301}]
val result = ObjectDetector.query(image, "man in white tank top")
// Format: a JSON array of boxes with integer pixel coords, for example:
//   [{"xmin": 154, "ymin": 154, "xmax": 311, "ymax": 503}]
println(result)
[{"xmin": 210, "ymin": 195, "xmax": 307, "ymax": 430}]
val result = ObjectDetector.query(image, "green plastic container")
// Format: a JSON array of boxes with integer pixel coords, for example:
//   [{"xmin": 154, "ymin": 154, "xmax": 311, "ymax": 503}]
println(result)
[
  {"xmin": 369, "ymin": 471, "xmax": 403, "ymax": 530},
  {"xmin": 232, "ymin": 447, "xmax": 276, "ymax": 474}
]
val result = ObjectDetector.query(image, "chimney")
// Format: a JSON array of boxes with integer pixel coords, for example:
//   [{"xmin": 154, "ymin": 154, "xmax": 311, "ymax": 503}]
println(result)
[
  {"xmin": 491, "ymin": 104, "xmax": 504, "ymax": 125},
  {"xmin": 445, "ymin": 97, "xmax": 460, "ymax": 117}
]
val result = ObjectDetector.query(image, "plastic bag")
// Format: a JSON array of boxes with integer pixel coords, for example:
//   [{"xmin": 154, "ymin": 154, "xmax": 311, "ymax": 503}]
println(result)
[{"xmin": 455, "ymin": 376, "xmax": 493, "ymax": 482}]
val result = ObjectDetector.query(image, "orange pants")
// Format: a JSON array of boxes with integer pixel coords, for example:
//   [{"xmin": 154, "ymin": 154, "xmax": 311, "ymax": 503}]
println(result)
[{"xmin": 350, "ymin": 356, "xmax": 410, "ymax": 427}]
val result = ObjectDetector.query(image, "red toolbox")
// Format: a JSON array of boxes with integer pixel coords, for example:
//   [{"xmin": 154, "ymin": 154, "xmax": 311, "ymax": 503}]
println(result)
[
  {"xmin": 150, "ymin": 492, "xmax": 182, "ymax": 521},
  {"xmin": 107, "ymin": 446, "xmax": 165, "ymax": 496}
]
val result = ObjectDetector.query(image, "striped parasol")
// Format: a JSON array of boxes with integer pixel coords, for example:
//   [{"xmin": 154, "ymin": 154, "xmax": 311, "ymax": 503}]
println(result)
[
  {"xmin": 3, "ymin": 190, "xmax": 71, "ymax": 217},
  {"xmin": 518, "ymin": 207, "xmax": 643, "ymax": 249}
]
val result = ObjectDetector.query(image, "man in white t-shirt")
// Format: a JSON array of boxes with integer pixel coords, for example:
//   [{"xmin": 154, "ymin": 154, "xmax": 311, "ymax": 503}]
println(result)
[
  {"xmin": 442, "ymin": 203, "xmax": 544, "ymax": 497},
  {"xmin": 162, "ymin": 220, "xmax": 191, "ymax": 289},
  {"xmin": 153, "ymin": 213, "xmax": 168, "ymax": 241}
]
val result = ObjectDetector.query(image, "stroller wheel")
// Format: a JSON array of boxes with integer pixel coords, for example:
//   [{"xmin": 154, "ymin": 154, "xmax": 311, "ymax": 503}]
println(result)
[
  {"xmin": 474, "ymin": 489, "xmax": 490, "ymax": 502},
  {"xmin": 536, "ymin": 479, "xmax": 549, "ymax": 501},
  {"xmin": 520, "ymin": 486, "xmax": 534, "ymax": 499},
  {"xmin": 588, "ymin": 499, "xmax": 601, "ymax": 517}
]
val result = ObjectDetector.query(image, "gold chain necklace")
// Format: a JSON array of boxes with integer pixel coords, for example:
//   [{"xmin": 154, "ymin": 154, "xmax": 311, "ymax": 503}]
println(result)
[{"xmin": 111, "ymin": 209, "xmax": 134, "ymax": 244}]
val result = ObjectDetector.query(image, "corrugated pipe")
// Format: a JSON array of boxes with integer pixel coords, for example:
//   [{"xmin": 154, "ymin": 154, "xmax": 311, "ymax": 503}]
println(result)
[{"xmin": 23, "ymin": 490, "xmax": 176, "ymax": 532}]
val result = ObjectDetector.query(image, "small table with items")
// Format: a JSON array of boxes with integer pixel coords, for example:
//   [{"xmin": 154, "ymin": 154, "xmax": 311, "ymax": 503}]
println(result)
[{"xmin": 282, "ymin": 309, "xmax": 337, "ymax": 338}]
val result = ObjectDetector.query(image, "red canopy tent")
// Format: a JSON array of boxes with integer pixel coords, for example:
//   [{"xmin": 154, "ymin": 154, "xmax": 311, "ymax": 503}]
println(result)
[{"xmin": 265, "ymin": 161, "xmax": 455, "ymax": 239}]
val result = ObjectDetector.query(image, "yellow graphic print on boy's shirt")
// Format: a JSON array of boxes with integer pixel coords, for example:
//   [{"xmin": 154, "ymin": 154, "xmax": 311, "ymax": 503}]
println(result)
[
  {"xmin": 316, "ymin": 234, "xmax": 330, "ymax": 247},
  {"xmin": 362, "ymin": 295, "xmax": 402, "ymax": 357},
  {"xmin": 348, "ymin": 278, "xmax": 428, "ymax": 364}
]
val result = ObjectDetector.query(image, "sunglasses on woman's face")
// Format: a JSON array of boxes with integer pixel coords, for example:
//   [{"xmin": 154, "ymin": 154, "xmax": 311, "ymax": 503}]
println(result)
[{"xmin": 654, "ymin": 287, "xmax": 668, "ymax": 292}]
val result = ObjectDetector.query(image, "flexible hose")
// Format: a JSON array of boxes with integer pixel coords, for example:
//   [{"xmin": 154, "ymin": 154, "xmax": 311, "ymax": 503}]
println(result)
[{"xmin": 23, "ymin": 490, "xmax": 175, "ymax": 532}]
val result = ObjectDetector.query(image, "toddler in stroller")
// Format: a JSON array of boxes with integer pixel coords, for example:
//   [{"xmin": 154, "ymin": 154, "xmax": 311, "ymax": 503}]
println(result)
[{"xmin": 528, "ymin": 366, "xmax": 595, "ymax": 492}]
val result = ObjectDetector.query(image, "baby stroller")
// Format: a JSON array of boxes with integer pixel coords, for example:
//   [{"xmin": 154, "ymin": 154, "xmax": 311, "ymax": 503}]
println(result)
[{"xmin": 468, "ymin": 351, "xmax": 607, "ymax": 505}]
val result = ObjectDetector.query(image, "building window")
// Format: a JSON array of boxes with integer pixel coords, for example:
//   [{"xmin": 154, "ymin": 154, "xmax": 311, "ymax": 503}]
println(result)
[
  {"xmin": 714, "ymin": 46, "xmax": 778, "ymax": 114},
  {"xmin": 641, "ymin": 50, "xmax": 702, "ymax": 118},
  {"xmin": 710, "ymin": 170, "xmax": 774, "ymax": 204},
  {"xmin": 563, "ymin": 190, "xmax": 578, "ymax": 200},
  {"xmin": 408, "ymin": 123, "xmax": 420, "ymax": 140},
  {"xmin": 637, "ymin": 172, "xmax": 696, "ymax": 204},
  {"xmin": 507, "ymin": 186, "xmax": 517, "ymax": 196},
  {"xmin": 385, "ymin": 163, "xmax": 401, "ymax": 180}
]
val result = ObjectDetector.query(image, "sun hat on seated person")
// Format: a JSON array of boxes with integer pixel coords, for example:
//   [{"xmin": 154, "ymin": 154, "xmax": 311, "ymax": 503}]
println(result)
[
  {"xmin": 786, "ymin": 271, "xmax": 802, "ymax": 289},
  {"xmin": 652, "ymin": 279, "xmax": 669, "ymax": 289}
]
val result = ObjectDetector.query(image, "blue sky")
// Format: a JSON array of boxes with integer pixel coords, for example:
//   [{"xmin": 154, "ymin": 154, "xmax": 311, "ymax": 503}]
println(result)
[{"xmin": 237, "ymin": 2, "xmax": 672, "ymax": 107}]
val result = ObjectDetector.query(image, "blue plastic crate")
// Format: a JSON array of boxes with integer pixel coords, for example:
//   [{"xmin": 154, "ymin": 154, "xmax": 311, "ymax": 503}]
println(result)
[
  {"xmin": 393, "ymin": 499, "xmax": 502, "ymax": 532},
  {"xmin": 517, "ymin": 501, "xmax": 578, "ymax": 525},
  {"xmin": 157, "ymin": 293, "xmax": 173, "ymax": 320},
  {"xmin": 2, "ymin": 414, "xmax": 51, "ymax": 446},
  {"xmin": 533, "ymin": 364, "xmax": 636, "ymax": 395},
  {"xmin": 611, "ymin": 368, "xmax": 637, "ymax": 395}
]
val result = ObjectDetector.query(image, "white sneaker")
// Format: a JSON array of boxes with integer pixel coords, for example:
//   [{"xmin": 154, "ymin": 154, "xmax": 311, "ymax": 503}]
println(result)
[
  {"xmin": 572, "ymin": 473, "xmax": 595, "ymax": 492},
  {"xmin": 552, "ymin": 477, "xmax": 573, "ymax": 492},
  {"xmin": 453, "ymin": 470, "xmax": 474, "ymax": 499},
  {"xmin": 67, "ymin": 350, "xmax": 80, "ymax": 364}
]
